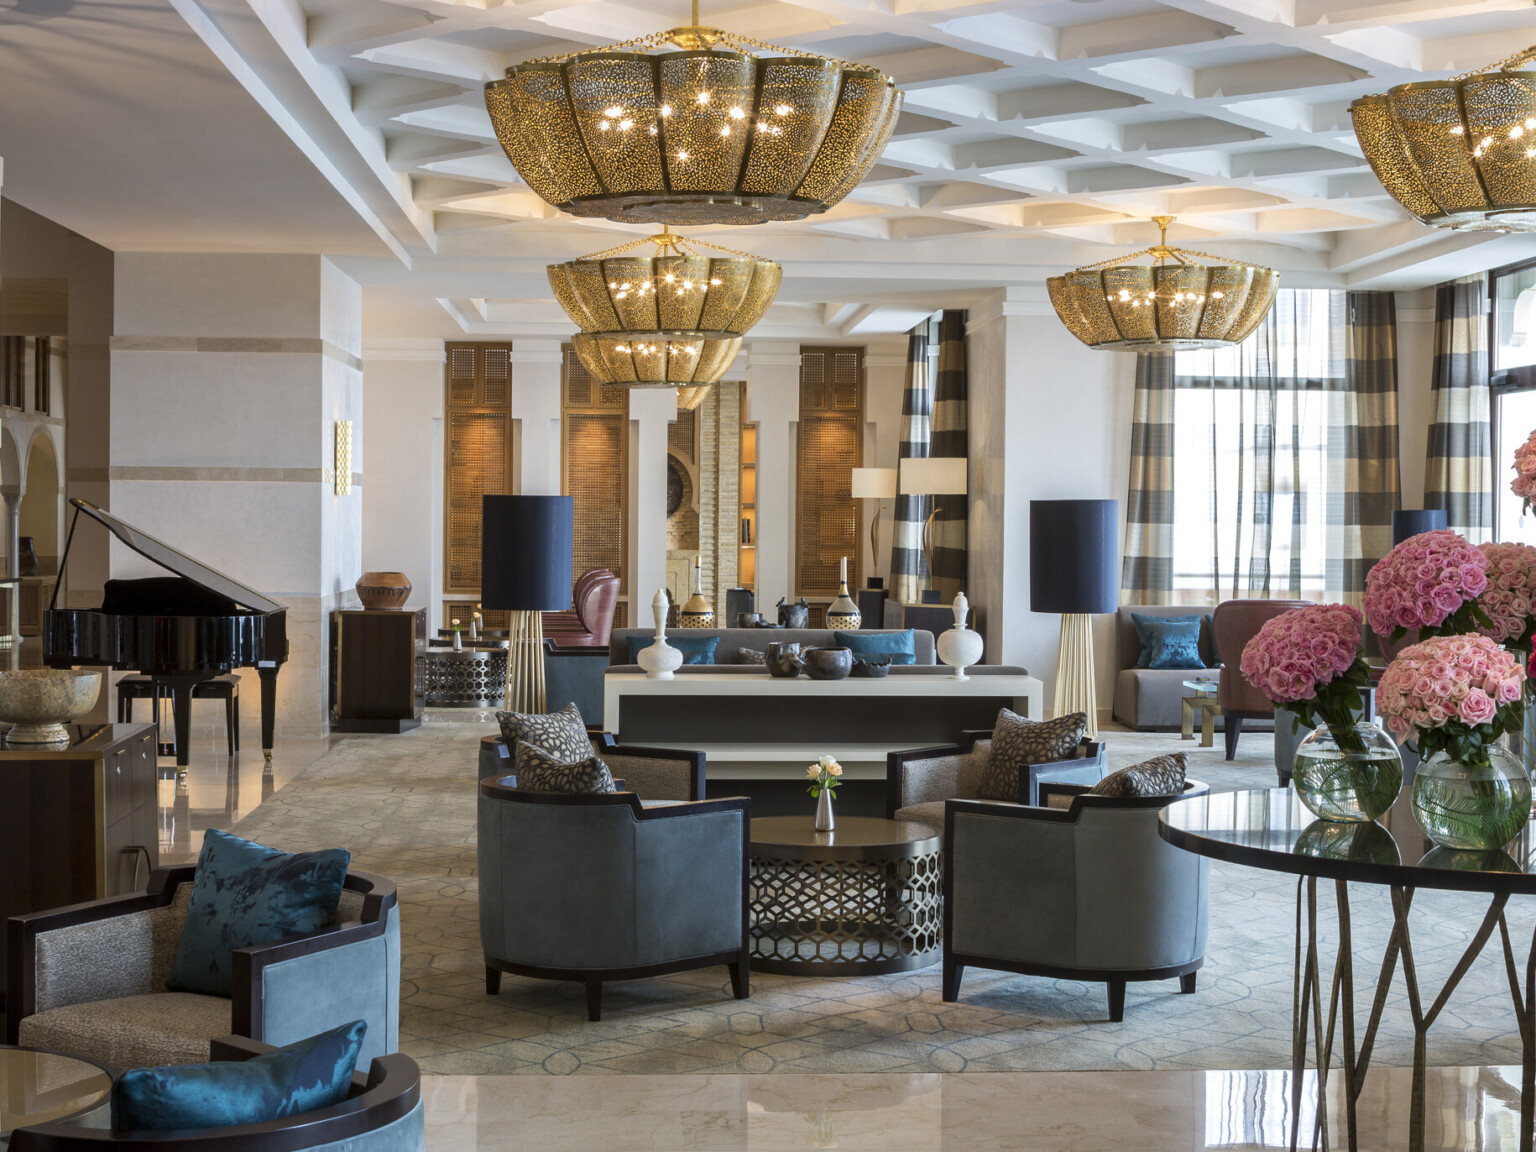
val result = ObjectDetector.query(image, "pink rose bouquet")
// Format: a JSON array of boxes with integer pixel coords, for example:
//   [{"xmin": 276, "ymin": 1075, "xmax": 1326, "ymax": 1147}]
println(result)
[
  {"xmin": 1362, "ymin": 529, "xmax": 1489, "ymax": 642},
  {"xmin": 1475, "ymin": 541, "xmax": 1536, "ymax": 646},
  {"xmin": 1512, "ymin": 428, "xmax": 1536, "ymax": 511},
  {"xmin": 1241, "ymin": 604, "xmax": 1372, "ymax": 740},
  {"xmin": 1376, "ymin": 634, "xmax": 1524, "ymax": 768}
]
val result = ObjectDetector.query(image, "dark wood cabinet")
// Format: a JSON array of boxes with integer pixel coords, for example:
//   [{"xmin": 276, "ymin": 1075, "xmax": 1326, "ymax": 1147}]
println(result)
[
  {"xmin": 0, "ymin": 723, "xmax": 158, "ymax": 1000},
  {"xmin": 330, "ymin": 609, "xmax": 425, "ymax": 732}
]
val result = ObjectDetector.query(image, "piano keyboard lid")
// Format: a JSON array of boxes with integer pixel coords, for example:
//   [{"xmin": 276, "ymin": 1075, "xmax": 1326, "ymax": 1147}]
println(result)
[{"xmin": 64, "ymin": 498, "xmax": 285, "ymax": 615}]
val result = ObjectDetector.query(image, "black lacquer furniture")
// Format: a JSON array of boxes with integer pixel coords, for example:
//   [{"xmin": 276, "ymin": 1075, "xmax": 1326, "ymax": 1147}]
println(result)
[
  {"xmin": 1160, "ymin": 788, "xmax": 1536, "ymax": 1152},
  {"xmin": 330, "ymin": 609, "xmax": 425, "ymax": 733},
  {"xmin": 117, "ymin": 674, "xmax": 240, "ymax": 757}
]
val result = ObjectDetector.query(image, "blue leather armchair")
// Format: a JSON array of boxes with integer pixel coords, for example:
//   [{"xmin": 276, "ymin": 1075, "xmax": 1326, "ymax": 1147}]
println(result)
[
  {"xmin": 478, "ymin": 776, "xmax": 749, "ymax": 1021},
  {"xmin": 943, "ymin": 781, "xmax": 1210, "ymax": 1021}
]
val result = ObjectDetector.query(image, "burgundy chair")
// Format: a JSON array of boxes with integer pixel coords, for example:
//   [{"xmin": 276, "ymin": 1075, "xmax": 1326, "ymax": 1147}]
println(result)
[
  {"xmin": 542, "ymin": 568, "xmax": 620, "ymax": 648},
  {"xmin": 1213, "ymin": 599, "xmax": 1313, "ymax": 760}
]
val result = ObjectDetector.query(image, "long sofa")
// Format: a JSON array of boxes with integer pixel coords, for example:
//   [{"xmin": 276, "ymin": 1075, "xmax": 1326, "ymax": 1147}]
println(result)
[
  {"xmin": 607, "ymin": 626, "xmax": 937, "ymax": 668},
  {"xmin": 1111, "ymin": 606, "xmax": 1271, "ymax": 733}
]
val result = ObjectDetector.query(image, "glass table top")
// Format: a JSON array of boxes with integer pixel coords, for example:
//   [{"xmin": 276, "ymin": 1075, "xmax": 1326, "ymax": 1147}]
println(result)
[
  {"xmin": 0, "ymin": 1047, "xmax": 113, "ymax": 1135},
  {"xmin": 1182, "ymin": 679, "xmax": 1219, "ymax": 695},
  {"xmin": 1160, "ymin": 788, "xmax": 1536, "ymax": 895},
  {"xmin": 751, "ymin": 816, "xmax": 940, "ymax": 854}
]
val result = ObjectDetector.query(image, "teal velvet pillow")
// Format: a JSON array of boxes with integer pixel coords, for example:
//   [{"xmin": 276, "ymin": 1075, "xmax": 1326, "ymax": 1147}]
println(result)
[
  {"xmin": 1132, "ymin": 614, "xmax": 1205, "ymax": 671},
  {"xmin": 833, "ymin": 629, "xmax": 917, "ymax": 665},
  {"xmin": 113, "ymin": 1020, "xmax": 366, "ymax": 1132},
  {"xmin": 626, "ymin": 634, "xmax": 718, "ymax": 665},
  {"xmin": 168, "ymin": 829, "xmax": 350, "ymax": 998}
]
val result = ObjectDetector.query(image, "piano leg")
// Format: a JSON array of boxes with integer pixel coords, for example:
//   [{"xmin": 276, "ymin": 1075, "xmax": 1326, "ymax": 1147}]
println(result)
[
  {"xmin": 257, "ymin": 666, "xmax": 279, "ymax": 762},
  {"xmin": 162, "ymin": 674, "xmax": 202, "ymax": 773}
]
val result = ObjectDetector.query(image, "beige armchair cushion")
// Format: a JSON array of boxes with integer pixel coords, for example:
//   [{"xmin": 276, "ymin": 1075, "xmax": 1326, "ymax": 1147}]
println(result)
[{"xmin": 19, "ymin": 992, "xmax": 229, "ymax": 1069}]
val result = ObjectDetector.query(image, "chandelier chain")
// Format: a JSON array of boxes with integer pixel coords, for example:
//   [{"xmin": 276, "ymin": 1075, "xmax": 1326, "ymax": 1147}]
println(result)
[
  {"xmin": 570, "ymin": 232, "xmax": 773, "ymax": 262},
  {"xmin": 1074, "ymin": 244, "xmax": 1273, "ymax": 273},
  {"xmin": 515, "ymin": 24, "xmax": 889, "ymax": 79}
]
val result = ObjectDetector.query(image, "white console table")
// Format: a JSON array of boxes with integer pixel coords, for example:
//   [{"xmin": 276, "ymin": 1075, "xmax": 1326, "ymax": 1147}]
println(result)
[{"xmin": 603, "ymin": 669, "xmax": 1044, "ymax": 780}]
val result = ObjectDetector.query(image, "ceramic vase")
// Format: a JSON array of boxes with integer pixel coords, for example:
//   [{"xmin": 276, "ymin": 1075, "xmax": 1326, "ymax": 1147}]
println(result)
[
  {"xmin": 815, "ymin": 786, "xmax": 835, "ymax": 832},
  {"xmin": 638, "ymin": 590, "xmax": 684, "ymax": 680},
  {"xmin": 827, "ymin": 576, "xmax": 861, "ymax": 632},
  {"xmin": 679, "ymin": 562, "xmax": 715, "ymax": 629},
  {"xmin": 356, "ymin": 571, "xmax": 411, "ymax": 610},
  {"xmin": 1291, "ymin": 721, "xmax": 1402, "ymax": 822},
  {"xmin": 1411, "ymin": 745, "xmax": 1532, "ymax": 850},
  {"xmin": 936, "ymin": 591, "xmax": 985, "ymax": 679}
]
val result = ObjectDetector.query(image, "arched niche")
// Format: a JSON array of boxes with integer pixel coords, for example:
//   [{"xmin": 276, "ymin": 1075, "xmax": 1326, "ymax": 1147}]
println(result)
[{"xmin": 18, "ymin": 429, "xmax": 59, "ymax": 572}]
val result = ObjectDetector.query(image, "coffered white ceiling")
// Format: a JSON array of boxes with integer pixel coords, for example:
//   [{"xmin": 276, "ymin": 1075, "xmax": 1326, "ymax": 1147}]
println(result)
[{"xmin": 8, "ymin": 0, "xmax": 1536, "ymax": 336}]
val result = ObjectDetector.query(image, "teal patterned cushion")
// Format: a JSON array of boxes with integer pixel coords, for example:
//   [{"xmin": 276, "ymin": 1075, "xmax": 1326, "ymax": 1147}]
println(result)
[
  {"xmin": 1131, "ymin": 614, "xmax": 1205, "ymax": 670},
  {"xmin": 113, "ymin": 1021, "xmax": 366, "ymax": 1132},
  {"xmin": 167, "ymin": 829, "xmax": 350, "ymax": 998},
  {"xmin": 833, "ymin": 629, "xmax": 916, "ymax": 665},
  {"xmin": 626, "ymin": 634, "xmax": 718, "ymax": 665}
]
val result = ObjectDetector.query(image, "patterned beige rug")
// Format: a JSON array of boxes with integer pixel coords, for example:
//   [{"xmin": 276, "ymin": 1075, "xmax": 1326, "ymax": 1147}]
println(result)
[{"xmin": 229, "ymin": 723, "xmax": 1533, "ymax": 1076}]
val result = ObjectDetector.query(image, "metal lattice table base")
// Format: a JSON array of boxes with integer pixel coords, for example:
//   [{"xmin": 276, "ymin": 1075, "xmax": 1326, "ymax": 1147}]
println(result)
[
  {"xmin": 749, "ymin": 845, "xmax": 943, "ymax": 976},
  {"xmin": 418, "ymin": 650, "xmax": 508, "ymax": 708}
]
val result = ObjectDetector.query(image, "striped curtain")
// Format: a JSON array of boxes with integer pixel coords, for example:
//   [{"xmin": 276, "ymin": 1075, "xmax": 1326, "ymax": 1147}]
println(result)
[
  {"xmin": 890, "ymin": 322, "xmax": 932, "ymax": 604},
  {"xmin": 929, "ymin": 310, "xmax": 968, "ymax": 602},
  {"xmin": 1327, "ymin": 291, "xmax": 1401, "ymax": 605},
  {"xmin": 1120, "ymin": 350, "xmax": 1175, "ymax": 605},
  {"xmin": 1425, "ymin": 275, "xmax": 1492, "ymax": 542}
]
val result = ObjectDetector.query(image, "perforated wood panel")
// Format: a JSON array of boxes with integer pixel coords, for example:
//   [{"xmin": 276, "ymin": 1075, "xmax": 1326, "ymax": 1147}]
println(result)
[
  {"xmin": 0, "ymin": 338, "xmax": 26, "ymax": 410},
  {"xmin": 562, "ymin": 343, "xmax": 628, "ymax": 598},
  {"xmin": 796, "ymin": 347, "xmax": 864, "ymax": 597},
  {"xmin": 445, "ymin": 343, "xmax": 513, "ymax": 595},
  {"xmin": 444, "ymin": 601, "xmax": 511, "ymax": 631}
]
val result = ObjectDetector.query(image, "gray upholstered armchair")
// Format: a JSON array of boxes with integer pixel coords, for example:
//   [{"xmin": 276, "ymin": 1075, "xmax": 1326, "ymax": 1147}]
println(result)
[
  {"xmin": 479, "ymin": 731, "xmax": 705, "ymax": 801},
  {"xmin": 7, "ymin": 866, "xmax": 401, "ymax": 1070},
  {"xmin": 478, "ymin": 776, "xmax": 749, "ymax": 1021},
  {"xmin": 886, "ymin": 731, "xmax": 1107, "ymax": 828},
  {"xmin": 944, "ymin": 781, "xmax": 1210, "ymax": 1021}
]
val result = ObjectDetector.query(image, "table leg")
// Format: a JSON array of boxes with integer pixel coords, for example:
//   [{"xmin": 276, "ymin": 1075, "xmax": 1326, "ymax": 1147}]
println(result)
[
  {"xmin": 1182, "ymin": 697, "xmax": 1195, "ymax": 741},
  {"xmin": 1201, "ymin": 703, "xmax": 1216, "ymax": 748}
]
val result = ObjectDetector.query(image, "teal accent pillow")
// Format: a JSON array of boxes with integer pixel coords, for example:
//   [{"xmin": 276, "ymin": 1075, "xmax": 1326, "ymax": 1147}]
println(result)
[
  {"xmin": 113, "ymin": 1021, "xmax": 366, "ymax": 1132},
  {"xmin": 168, "ymin": 829, "xmax": 350, "ymax": 998},
  {"xmin": 1132, "ymin": 614, "xmax": 1205, "ymax": 671},
  {"xmin": 626, "ymin": 634, "xmax": 718, "ymax": 665},
  {"xmin": 833, "ymin": 629, "xmax": 917, "ymax": 665}
]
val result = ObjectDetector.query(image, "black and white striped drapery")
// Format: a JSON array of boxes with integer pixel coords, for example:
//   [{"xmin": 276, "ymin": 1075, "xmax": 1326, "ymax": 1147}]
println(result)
[
  {"xmin": 1425, "ymin": 275, "xmax": 1492, "ymax": 541},
  {"xmin": 1328, "ymin": 291, "xmax": 1401, "ymax": 604},
  {"xmin": 1120, "ymin": 350, "xmax": 1176, "ymax": 605},
  {"xmin": 929, "ymin": 310, "xmax": 969, "ymax": 602},
  {"xmin": 890, "ymin": 321, "xmax": 932, "ymax": 605}
]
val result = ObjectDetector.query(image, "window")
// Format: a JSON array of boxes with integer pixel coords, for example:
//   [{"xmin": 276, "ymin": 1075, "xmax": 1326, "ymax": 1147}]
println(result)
[{"xmin": 1492, "ymin": 260, "xmax": 1536, "ymax": 543}]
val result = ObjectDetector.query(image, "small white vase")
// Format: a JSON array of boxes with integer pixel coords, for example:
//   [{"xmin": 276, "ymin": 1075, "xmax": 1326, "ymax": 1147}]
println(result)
[
  {"xmin": 637, "ymin": 589, "xmax": 684, "ymax": 680},
  {"xmin": 815, "ymin": 786, "xmax": 835, "ymax": 832},
  {"xmin": 936, "ymin": 591, "xmax": 984, "ymax": 679}
]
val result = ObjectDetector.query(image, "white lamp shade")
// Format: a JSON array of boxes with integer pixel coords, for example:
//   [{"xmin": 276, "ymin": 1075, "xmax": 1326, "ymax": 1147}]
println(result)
[
  {"xmin": 851, "ymin": 467, "xmax": 898, "ymax": 500},
  {"xmin": 899, "ymin": 456, "xmax": 967, "ymax": 496}
]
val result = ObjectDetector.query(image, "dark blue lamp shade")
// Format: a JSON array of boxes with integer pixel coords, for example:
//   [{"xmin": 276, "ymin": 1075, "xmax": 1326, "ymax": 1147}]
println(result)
[
  {"xmin": 1029, "ymin": 499, "xmax": 1120, "ymax": 615},
  {"xmin": 480, "ymin": 495, "xmax": 574, "ymax": 612},
  {"xmin": 1391, "ymin": 509, "xmax": 1448, "ymax": 547}
]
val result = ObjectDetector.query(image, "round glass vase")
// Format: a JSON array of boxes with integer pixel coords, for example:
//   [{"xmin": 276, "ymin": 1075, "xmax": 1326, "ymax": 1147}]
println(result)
[
  {"xmin": 1291, "ymin": 721, "xmax": 1403, "ymax": 823},
  {"xmin": 1410, "ymin": 744, "xmax": 1533, "ymax": 851}
]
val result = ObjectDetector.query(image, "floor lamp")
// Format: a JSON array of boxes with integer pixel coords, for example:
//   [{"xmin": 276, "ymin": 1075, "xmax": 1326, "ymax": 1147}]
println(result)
[
  {"xmin": 1391, "ymin": 509, "xmax": 1447, "ymax": 546},
  {"xmin": 1030, "ymin": 499, "xmax": 1118, "ymax": 739},
  {"xmin": 850, "ymin": 467, "xmax": 897, "ymax": 588},
  {"xmin": 481, "ymin": 495, "xmax": 574, "ymax": 715},
  {"xmin": 899, "ymin": 457, "xmax": 968, "ymax": 603}
]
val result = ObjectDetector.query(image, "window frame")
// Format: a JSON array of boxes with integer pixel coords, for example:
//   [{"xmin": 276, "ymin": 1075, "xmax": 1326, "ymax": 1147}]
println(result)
[{"xmin": 1488, "ymin": 256, "xmax": 1536, "ymax": 542}]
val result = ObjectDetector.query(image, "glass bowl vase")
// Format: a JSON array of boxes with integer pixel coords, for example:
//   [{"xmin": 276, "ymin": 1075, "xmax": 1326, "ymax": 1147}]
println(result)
[
  {"xmin": 1291, "ymin": 721, "xmax": 1403, "ymax": 823},
  {"xmin": 1410, "ymin": 744, "xmax": 1532, "ymax": 851}
]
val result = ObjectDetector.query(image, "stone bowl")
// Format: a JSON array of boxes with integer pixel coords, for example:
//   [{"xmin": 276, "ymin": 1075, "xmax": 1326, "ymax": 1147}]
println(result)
[
  {"xmin": 799, "ymin": 647, "xmax": 854, "ymax": 681},
  {"xmin": 765, "ymin": 642, "xmax": 802, "ymax": 678},
  {"xmin": 0, "ymin": 670, "xmax": 102, "ymax": 744},
  {"xmin": 850, "ymin": 655, "xmax": 891, "ymax": 678}
]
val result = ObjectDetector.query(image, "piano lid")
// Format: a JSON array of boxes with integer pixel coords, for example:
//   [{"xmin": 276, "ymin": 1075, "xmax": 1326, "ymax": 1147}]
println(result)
[{"xmin": 67, "ymin": 498, "xmax": 285, "ymax": 615}]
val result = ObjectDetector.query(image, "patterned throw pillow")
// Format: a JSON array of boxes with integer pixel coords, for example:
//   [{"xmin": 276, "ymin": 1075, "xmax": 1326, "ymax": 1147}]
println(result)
[
  {"xmin": 1132, "ymin": 613, "xmax": 1206, "ymax": 670},
  {"xmin": 975, "ymin": 708, "xmax": 1088, "ymax": 801},
  {"xmin": 735, "ymin": 647, "xmax": 767, "ymax": 665},
  {"xmin": 1088, "ymin": 752, "xmax": 1188, "ymax": 798},
  {"xmin": 515, "ymin": 742, "xmax": 616, "ymax": 794},
  {"xmin": 496, "ymin": 702, "xmax": 590, "ymax": 763}
]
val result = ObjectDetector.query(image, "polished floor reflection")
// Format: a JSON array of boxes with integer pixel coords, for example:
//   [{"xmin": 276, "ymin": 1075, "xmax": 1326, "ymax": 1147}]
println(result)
[{"xmin": 420, "ymin": 1065, "xmax": 1527, "ymax": 1150}]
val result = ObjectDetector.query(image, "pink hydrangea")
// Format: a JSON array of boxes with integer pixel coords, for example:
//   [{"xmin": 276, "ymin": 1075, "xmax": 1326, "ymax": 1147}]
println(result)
[
  {"xmin": 1375, "ymin": 634, "xmax": 1525, "ymax": 744},
  {"xmin": 1513, "ymin": 428, "xmax": 1536, "ymax": 506},
  {"xmin": 1240, "ymin": 603, "xmax": 1364, "ymax": 705},
  {"xmin": 1362, "ymin": 529, "xmax": 1487, "ymax": 638},
  {"xmin": 1475, "ymin": 541, "xmax": 1536, "ymax": 644}
]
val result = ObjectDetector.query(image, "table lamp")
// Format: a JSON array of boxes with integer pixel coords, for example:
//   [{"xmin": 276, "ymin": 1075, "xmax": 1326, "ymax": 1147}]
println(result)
[
  {"xmin": 1030, "ymin": 499, "xmax": 1118, "ymax": 739},
  {"xmin": 1391, "ymin": 509, "xmax": 1448, "ymax": 547},
  {"xmin": 850, "ymin": 467, "xmax": 898, "ymax": 589},
  {"xmin": 899, "ymin": 457, "xmax": 967, "ymax": 603},
  {"xmin": 481, "ymin": 495, "xmax": 574, "ymax": 714}
]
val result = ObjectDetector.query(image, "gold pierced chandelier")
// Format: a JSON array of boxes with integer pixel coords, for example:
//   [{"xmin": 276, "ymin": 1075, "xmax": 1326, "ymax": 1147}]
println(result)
[
  {"xmin": 1048, "ymin": 216, "xmax": 1279, "ymax": 352},
  {"xmin": 483, "ymin": 9, "xmax": 902, "ymax": 226},
  {"xmin": 1351, "ymin": 43, "xmax": 1536, "ymax": 232}
]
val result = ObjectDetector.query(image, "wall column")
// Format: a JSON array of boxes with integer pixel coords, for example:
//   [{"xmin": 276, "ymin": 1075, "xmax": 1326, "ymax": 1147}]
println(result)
[
  {"xmin": 110, "ymin": 254, "xmax": 363, "ymax": 739},
  {"xmin": 862, "ymin": 341, "xmax": 907, "ymax": 591},
  {"xmin": 628, "ymin": 389, "xmax": 673, "ymax": 616},
  {"xmin": 745, "ymin": 342, "xmax": 801, "ymax": 613},
  {"xmin": 511, "ymin": 340, "xmax": 562, "ymax": 497}
]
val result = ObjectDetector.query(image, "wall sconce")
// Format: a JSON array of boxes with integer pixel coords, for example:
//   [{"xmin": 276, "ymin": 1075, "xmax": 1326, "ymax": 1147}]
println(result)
[{"xmin": 334, "ymin": 421, "xmax": 352, "ymax": 496}]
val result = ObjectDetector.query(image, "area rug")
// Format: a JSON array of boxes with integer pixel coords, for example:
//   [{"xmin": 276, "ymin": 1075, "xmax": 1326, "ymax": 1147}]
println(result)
[{"xmin": 229, "ymin": 723, "xmax": 1533, "ymax": 1076}]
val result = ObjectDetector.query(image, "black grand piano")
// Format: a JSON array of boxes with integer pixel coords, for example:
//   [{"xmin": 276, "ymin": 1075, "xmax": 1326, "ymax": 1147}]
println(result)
[{"xmin": 45, "ymin": 498, "xmax": 288, "ymax": 767}]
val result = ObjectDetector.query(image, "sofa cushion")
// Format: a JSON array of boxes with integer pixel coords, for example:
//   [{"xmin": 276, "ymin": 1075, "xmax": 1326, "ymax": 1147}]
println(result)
[
  {"xmin": 168, "ymin": 830, "xmax": 350, "ymax": 998},
  {"xmin": 495, "ymin": 702, "xmax": 590, "ymax": 763},
  {"xmin": 833, "ymin": 629, "xmax": 917, "ymax": 665},
  {"xmin": 19, "ymin": 992, "xmax": 230, "ymax": 1070},
  {"xmin": 976, "ymin": 709, "xmax": 1086, "ymax": 801},
  {"xmin": 626, "ymin": 634, "xmax": 718, "ymax": 665},
  {"xmin": 515, "ymin": 742, "xmax": 616, "ymax": 794},
  {"xmin": 1132, "ymin": 613, "xmax": 1206, "ymax": 670},
  {"xmin": 610, "ymin": 627, "xmax": 938, "ymax": 665},
  {"xmin": 112, "ymin": 1019, "xmax": 366, "ymax": 1131},
  {"xmin": 1089, "ymin": 752, "xmax": 1188, "ymax": 798}
]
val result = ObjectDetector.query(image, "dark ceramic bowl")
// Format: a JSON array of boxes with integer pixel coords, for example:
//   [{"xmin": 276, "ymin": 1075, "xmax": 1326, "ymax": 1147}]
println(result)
[
  {"xmin": 765, "ymin": 641, "xmax": 802, "ymax": 678},
  {"xmin": 850, "ymin": 656, "xmax": 891, "ymax": 678},
  {"xmin": 799, "ymin": 647, "xmax": 854, "ymax": 681}
]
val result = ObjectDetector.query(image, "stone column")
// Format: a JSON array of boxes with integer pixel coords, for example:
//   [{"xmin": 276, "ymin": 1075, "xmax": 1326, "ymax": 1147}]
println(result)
[
  {"xmin": 110, "ymin": 254, "xmax": 363, "ymax": 739},
  {"xmin": 511, "ymin": 340, "xmax": 562, "ymax": 498},
  {"xmin": 628, "ymin": 389, "xmax": 673, "ymax": 620},
  {"xmin": 745, "ymin": 342, "xmax": 801, "ymax": 613}
]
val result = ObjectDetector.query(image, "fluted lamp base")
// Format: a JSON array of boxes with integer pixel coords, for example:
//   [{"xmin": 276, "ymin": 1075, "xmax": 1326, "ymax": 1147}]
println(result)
[
  {"xmin": 505, "ymin": 610, "xmax": 547, "ymax": 715},
  {"xmin": 1053, "ymin": 613, "xmax": 1098, "ymax": 740}
]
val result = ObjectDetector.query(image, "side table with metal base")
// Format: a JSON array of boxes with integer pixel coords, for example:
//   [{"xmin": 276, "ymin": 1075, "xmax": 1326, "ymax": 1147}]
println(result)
[
  {"xmin": 1180, "ymin": 679, "xmax": 1222, "ymax": 747},
  {"xmin": 0, "ymin": 1046, "xmax": 113, "ymax": 1144},
  {"xmin": 417, "ymin": 648, "xmax": 508, "ymax": 708}
]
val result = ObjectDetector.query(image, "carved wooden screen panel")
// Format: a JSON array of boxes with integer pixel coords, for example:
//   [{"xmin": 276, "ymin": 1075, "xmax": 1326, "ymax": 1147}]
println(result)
[
  {"xmin": 444, "ymin": 343, "xmax": 512, "ymax": 599},
  {"xmin": 796, "ymin": 347, "xmax": 863, "ymax": 597},
  {"xmin": 562, "ymin": 345, "xmax": 629, "ymax": 627}
]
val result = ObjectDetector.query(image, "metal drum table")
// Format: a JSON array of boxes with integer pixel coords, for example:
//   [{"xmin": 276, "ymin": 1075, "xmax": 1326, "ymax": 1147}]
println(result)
[
  {"xmin": 0, "ymin": 1046, "xmax": 113, "ymax": 1146},
  {"xmin": 417, "ymin": 647, "xmax": 508, "ymax": 708},
  {"xmin": 748, "ymin": 816, "xmax": 942, "ymax": 976},
  {"xmin": 1160, "ymin": 788, "xmax": 1536, "ymax": 1152}
]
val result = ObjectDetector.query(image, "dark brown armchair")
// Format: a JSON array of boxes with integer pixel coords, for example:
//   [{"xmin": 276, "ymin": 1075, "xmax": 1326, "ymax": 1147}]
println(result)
[
  {"xmin": 1213, "ymin": 598, "xmax": 1312, "ymax": 760},
  {"xmin": 543, "ymin": 568, "xmax": 620, "ymax": 648}
]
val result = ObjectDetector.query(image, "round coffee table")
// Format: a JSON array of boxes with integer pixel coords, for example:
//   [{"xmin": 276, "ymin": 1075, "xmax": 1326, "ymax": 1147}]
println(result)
[
  {"xmin": 748, "ymin": 815, "xmax": 942, "ymax": 976},
  {"xmin": 0, "ymin": 1046, "xmax": 113, "ymax": 1143}
]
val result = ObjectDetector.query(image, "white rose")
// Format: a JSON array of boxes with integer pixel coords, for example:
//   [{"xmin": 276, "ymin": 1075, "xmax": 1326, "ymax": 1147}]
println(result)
[
  {"xmin": 806, "ymin": 764, "xmax": 821, "ymax": 778},
  {"xmin": 829, "ymin": 765, "xmax": 843, "ymax": 777},
  {"xmin": 451, "ymin": 618, "xmax": 461, "ymax": 626},
  {"xmin": 818, "ymin": 754, "xmax": 835, "ymax": 769}
]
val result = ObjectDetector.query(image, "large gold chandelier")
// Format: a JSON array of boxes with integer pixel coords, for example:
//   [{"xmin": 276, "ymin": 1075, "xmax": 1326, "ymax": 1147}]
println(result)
[
  {"xmin": 1048, "ymin": 216, "xmax": 1279, "ymax": 352},
  {"xmin": 1352, "ymin": 44, "xmax": 1536, "ymax": 232},
  {"xmin": 483, "ymin": 10, "xmax": 902, "ymax": 225}
]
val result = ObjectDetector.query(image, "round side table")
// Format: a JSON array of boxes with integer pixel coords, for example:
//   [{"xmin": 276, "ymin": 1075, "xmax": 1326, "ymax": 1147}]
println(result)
[
  {"xmin": 417, "ymin": 648, "xmax": 508, "ymax": 708},
  {"xmin": 0, "ymin": 1046, "xmax": 114, "ymax": 1144},
  {"xmin": 748, "ymin": 815, "xmax": 942, "ymax": 976}
]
